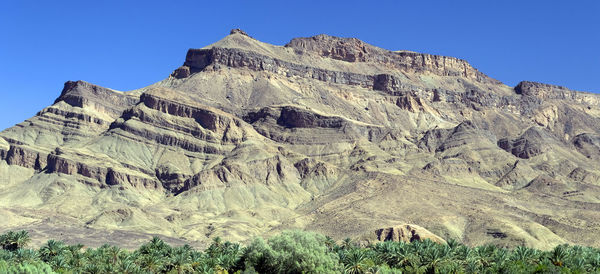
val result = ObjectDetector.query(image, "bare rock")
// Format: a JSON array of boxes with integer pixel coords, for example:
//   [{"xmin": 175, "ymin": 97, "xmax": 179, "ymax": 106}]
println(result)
[
  {"xmin": 498, "ymin": 127, "xmax": 551, "ymax": 159},
  {"xmin": 515, "ymin": 81, "xmax": 600, "ymax": 106},
  {"xmin": 277, "ymin": 106, "xmax": 345, "ymax": 129},
  {"xmin": 374, "ymin": 225, "xmax": 446, "ymax": 244},
  {"xmin": 230, "ymin": 28, "xmax": 251, "ymax": 37},
  {"xmin": 573, "ymin": 133, "xmax": 600, "ymax": 160},
  {"xmin": 568, "ymin": 168, "xmax": 599, "ymax": 184},
  {"xmin": 55, "ymin": 80, "xmax": 137, "ymax": 117},
  {"xmin": 171, "ymin": 66, "xmax": 191, "ymax": 79}
]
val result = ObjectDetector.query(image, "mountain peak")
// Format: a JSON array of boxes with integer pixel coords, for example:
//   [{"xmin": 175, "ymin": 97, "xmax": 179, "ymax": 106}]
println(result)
[{"xmin": 229, "ymin": 28, "xmax": 251, "ymax": 37}]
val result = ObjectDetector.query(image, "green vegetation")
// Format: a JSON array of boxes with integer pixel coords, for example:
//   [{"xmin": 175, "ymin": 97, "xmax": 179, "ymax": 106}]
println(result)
[{"xmin": 1, "ymin": 230, "xmax": 599, "ymax": 273}]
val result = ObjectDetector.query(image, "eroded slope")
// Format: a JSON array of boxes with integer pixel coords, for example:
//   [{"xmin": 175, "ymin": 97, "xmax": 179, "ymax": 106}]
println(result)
[{"xmin": 1, "ymin": 29, "xmax": 599, "ymax": 250}]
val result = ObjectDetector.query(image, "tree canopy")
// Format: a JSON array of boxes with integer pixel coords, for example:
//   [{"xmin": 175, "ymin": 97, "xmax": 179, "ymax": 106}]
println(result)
[{"xmin": 1, "ymin": 229, "xmax": 599, "ymax": 273}]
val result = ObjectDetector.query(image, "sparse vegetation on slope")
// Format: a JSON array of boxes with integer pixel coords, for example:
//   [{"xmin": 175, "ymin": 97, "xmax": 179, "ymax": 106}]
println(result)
[
  {"xmin": 2, "ymin": 30, "xmax": 600, "ymax": 249},
  {"xmin": 1, "ymin": 230, "xmax": 600, "ymax": 273}
]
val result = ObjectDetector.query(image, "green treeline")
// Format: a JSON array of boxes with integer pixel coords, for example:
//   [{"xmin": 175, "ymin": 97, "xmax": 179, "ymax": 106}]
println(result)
[{"xmin": 1, "ymin": 230, "xmax": 600, "ymax": 273}]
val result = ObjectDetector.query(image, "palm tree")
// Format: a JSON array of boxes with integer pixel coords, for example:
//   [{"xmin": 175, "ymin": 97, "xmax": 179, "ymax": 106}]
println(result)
[
  {"xmin": 83, "ymin": 262, "xmax": 103, "ymax": 274},
  {"xmin": 67, "ymin": 249, "xmax": 86, "ymax": 270},
  {"xmin": 67, "ymin": 243, "xmax": 84, "ymax": 253},
  {"xmin": 373, "ymin": 241, "xmax": 397, "ymax": 265},
  {"xmin": 384, "ymin": 244, "xmax": 418, "ymax": 269},
  {"xmin": 49, "ymin": 255, "xmax": 70, "ymax": 272},
  {"xmin": 195, "ymin": 262, "xmax": 218, "ymax": 274},
  {"xmin": 464, "ymin": 257, "xmax": 483, "ymax": 273},
  {"xmin": 532, "ymin": 257, "xmax": 555, "ymax": 273},
  {"xmin": 445, "ymin": 238, "xmax": 461, "ymax": 250},
  {"xmin": 324, "ymin": 235, "xmax": 337, "ymax": 252},
  {"xmin": 39, "ymin": 239, "xmax": 66, "ymax": 261},
  {"xmin": 14, "ymin": 231, "xmax": 31, "ymax": 250},
  {"xmin": 422, "ymin": 246, "xmax": 448, "ymax": 274},
  {"xmin": 140, "ymin": 236, "xmax": 171, "ymax": 256},
  {"xmin": 14, "ymin": 248, "xmax": 37, "ymax": 263},
  {"xmin": 568, "ymin": 256, "xmax": 587, "ymax": 272},
  {"xmin": 0, "ymin": 230, "xmax": 31, "ymax": 251},
  {"xmin": 450, "ymin": 244, "xmax": 469, "ymax": 261},
  {"xmin": 137, "ymin": 253, "xmax": 165, "ymax": 273},
  {"xmin": 436, "ymin": 260, "xmax": 462, "ymax": 274},
  {"xmin": 170, "ymin": 251, "xmax": 193, "ymax": 274},
  {"xmin": 511, "ymin": 245, "xmax": 535, "ymax": 263},
  {"xmin": 107, "ymin": 245, "xmax": 125, "ymax": 265},
  {"xmin": 342, "ymin": 238, "xmax": 354, "ymax": 250},
  {"xmin": 0, "ymin": 249, "xmax": 15, "ymax": 261},
  {"xmin": 119, "ymin": 257, "xmax": 142, "ymax": 274},
  {"xmin": 341, "ymin": 248, "xmax": 371, "ymax": 274},
  {"xmin": 587, "ymin": 252, "xmax": 600, "ymax": 272},
  {"xmin": 549, "ymin": 244, "xmax": 569, "ymax": 267}
]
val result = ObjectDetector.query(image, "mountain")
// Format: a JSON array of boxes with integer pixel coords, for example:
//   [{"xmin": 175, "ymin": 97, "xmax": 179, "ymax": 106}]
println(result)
[{"xmin": 1, "ymin": 29, "xmax": 599, "ymax": 250}]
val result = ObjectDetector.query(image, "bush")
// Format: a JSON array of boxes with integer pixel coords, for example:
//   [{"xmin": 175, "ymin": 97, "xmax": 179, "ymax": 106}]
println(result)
[
  {"xmin": 244, "ymin": 230, "xmax": 341, "ymax": 273},
  {"xmin": 0, "ymin": 260, "xmax": 54, "ymax": 274}
]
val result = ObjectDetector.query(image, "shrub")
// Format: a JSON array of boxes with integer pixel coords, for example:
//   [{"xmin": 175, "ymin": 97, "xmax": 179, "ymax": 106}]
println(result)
[
  {"xmin": 244, "ymin": 230, "xmax": 341, "ymax": 273},
  {"xmin": 0, "ymin": 260, "xmax": 54, "ymax": 274}
]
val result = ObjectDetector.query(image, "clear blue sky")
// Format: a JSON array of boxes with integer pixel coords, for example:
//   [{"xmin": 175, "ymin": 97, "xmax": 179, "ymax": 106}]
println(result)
[{"xmin": 1, "ymin": 0, "xmax": 598, "ymax": 130}]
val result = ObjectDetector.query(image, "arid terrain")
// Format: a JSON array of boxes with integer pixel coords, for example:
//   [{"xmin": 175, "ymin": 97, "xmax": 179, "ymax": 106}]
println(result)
[{"xmin": 1, "ymin": 29, "xmax": 599, "ymax": 250}]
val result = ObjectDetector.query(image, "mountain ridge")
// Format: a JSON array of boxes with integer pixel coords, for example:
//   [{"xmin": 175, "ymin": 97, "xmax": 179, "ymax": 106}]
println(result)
[{"xmin": 0, "ymin": 30, "xmax": 599, "ymax": 250}]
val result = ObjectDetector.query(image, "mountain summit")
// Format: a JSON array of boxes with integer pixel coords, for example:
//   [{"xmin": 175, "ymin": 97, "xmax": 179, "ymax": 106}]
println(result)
[{"xmin": 1, "ymin": 30, "xmax": 599, "ymax": 249}]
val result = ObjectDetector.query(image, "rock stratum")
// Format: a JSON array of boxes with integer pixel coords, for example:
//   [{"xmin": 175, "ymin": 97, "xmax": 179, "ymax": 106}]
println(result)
[{"xmin": 1, "ymin": 30, "xmax": 599, "ymax": 250}]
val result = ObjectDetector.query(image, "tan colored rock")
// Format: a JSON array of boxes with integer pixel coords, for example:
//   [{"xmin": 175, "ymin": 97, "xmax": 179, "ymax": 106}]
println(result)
[
  {"xmin": 374, "ymin": 225, "xmax": 446, "ymax": 244},
  {"xmin": 533, "ymin": 105, "xmax": 558, "ymax": 129}
]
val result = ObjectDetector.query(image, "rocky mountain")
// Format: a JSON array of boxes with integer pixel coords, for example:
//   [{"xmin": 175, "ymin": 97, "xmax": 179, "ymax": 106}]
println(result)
[{"xmin": 1, "ymin": 29, "xmax": 599, "ymax": 250}]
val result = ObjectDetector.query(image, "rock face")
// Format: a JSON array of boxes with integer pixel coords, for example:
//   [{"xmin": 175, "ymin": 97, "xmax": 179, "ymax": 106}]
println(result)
[
  {"xmin": 374, "ymin": 225, "xmax": 447, "ymax": 244},
  {"xmin": 1, "ymin": 29, "xmax": 599, "ymax": 250},
  {"xmin": 498, "ymin": 127, "xmax": 551, "ymax": 159}
]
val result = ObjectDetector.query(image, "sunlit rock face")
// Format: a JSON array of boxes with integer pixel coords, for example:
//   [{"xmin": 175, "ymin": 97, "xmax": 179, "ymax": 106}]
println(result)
[{"xmin": 1, "ymin": 29, "xmax": 599, "ymax": 250}]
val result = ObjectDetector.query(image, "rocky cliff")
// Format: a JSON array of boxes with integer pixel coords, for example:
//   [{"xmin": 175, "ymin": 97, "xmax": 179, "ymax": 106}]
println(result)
[{"xmin": 0, "ymin": 30, "xmax": 599, "ymax": 250}]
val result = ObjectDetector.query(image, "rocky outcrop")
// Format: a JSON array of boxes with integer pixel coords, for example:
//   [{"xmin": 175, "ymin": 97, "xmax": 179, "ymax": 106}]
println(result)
[
  {"xmin": 139, "ymin": 93, "xmax": 234, "ymax": 133},
  {"xmin": 286, "ymin": 34, "xmax": 370, "ymax": 62},
  {"xmin": 515, "ymin": 81, "xmax": 600, "ymax": 106},
  {"xmin": 229, "ymin": 28, "xmax": 251, "ymax": 37},
  {"xmin": 572, "ymin": 133, "xmax": 600, "ymax": 160},
  {"xmin": 498, "ymin": 127, "xmax": 550, "ymax": 159},
  {"xmin": 495, "ymin": 161, "xmax": 537, "ymax": 190},
  {"xmin": 374, "ymin": 225, "xmax": 446, "ymax": 244},
  {"xmin": 418, "ymin": 121, "xmax": 493, "ymax": 153},
  {"xmin": 395, "ymin": 93, "xmax": 435, "ymax": 113},
  {"xmin": 568, "ymin": 168, "xmax": 599, "ymax": 184},
  {"xmin": 277, "ymin": 106, "xmax": 345, "ymax": 128},
  {"xmin": 45, "ymin": 152, "xmax": 161, "ymax": 190},
  {"xmin": 171, "ymin": 66, "xmax": 190, "ymax": 79},
  {"xmin": 3, "ymin": 145, "xmax": 48, "ymax": 170},
  {"xmin": 108, "ymin": 93, "xmax": 245, "ymax": 155},
  {"xmin": 177, "ymin": 47, "xmax": 376, "ymax": 88},
  {"xmin": 38, "ymin": 106, "xmax": 108, "ymax": 126},
  {"xmin": 523, "ymin": 175, "xmax": 570, "ymax": 195},
  {"xmin": 285, "ymin": 34, "xmax": 499, "ymax": 85},
  {"xmin": 55, "ymin": 80, "xmax": 138, "ymax": 117},
  {"xmin": 174, "ymin": 46, "xmax": 496, "ymax": 98},
  {"xmin": 372, "ymin": 74, "xmax": 425, "ymax": 96}
]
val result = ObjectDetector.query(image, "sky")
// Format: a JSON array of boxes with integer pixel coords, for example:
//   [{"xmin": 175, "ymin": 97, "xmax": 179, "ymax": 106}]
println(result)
[{"xmin": 0, "ymin": 0, "xmax": 598, "ymax": 130}]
